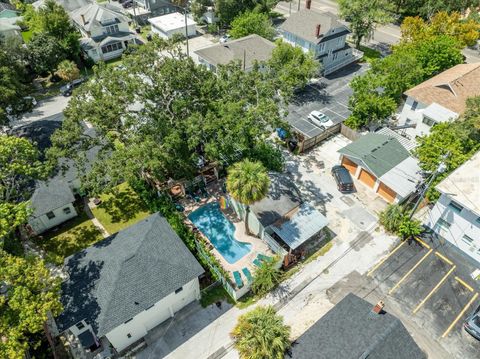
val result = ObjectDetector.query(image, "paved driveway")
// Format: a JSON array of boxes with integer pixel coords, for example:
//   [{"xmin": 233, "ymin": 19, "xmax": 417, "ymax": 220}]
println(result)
[{"xmin": 10, "ymin": 95, "xmax": 69, "ymax": 129}]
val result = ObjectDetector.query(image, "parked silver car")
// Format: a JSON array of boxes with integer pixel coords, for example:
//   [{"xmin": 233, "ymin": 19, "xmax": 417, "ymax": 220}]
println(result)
[{"xmin": 307, "ymin": 110, "xmax": 334, "ymax": 129}]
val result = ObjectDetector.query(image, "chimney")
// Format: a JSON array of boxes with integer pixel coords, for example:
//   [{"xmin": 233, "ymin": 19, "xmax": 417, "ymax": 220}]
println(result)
[
  {"xmin": 80, "ymin": 14, "xmax": 86, "ymax": 25},
  {"xmin": 372, "ymin": 301, "xmax": 385, "ymax": 314},
  {"xmin": 306, "ymin": 0, "xmax": 312, "ymax": 9},
  {"xmin": 315, "ymin": 24, "xmax": 321, "ymax": 38}
]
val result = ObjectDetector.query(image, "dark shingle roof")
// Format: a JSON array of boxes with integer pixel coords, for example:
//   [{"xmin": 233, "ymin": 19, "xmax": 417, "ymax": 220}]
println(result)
[
  {"xmin": 250, "ymin": 173, "xmax": 302, "ymax": 227},
  {"xmin": 56, "ymin": 213, "xmax": 204, "ymax": 337},
  {"xmin": 280, "ymin": 9, "xmax": 349, "ymax": 44},
  {"xmin": 0, "ymin": 2, "xmax": 15, "ymax": 11},
  {"xmin": 290, "ymin": 293, "xmax": 426, "ymax": 359},
  {"xmin": 30, "ymin": 180, "xmax": 75, "ymax": 217},
  {"xmin": 338, "ymin": 133, "xmax": 410, "ymax": 177},
  {"xmin": 195, "ymin": 34, "xmax": 276, "ymax": 69}
]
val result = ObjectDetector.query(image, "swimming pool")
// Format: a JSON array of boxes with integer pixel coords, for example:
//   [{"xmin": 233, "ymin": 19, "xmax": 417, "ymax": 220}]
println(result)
[{"xmin": 188, "ymin": 202, "xmax": 252, "ymax": 264}]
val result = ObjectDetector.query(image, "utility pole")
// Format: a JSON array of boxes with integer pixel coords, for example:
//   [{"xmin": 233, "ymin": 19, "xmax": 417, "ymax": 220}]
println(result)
[
  {"xmin": 184, "ymin": 9, "xmax": 189, "ymax": 57},
  {"xmin": 409, "ymin": 154, "xmax": 448, "ymax": 219},
  {"xmin": 298, "ymin": 0, "xmax": 301, "ymax": 11}
]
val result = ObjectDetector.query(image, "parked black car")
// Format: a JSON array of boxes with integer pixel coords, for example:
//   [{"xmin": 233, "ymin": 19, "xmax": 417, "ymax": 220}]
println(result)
[
  {"xmin": 464, "ymin": 305, "xmax": 480, "ymax": 340},
  {"xmin": 60, "ymin": 78, "xmax": 85, "ymax": 97},
  {"xmin": 122, "ymin": 0, "xmax": 133, "ymax": 8},
  {"xmin": 331, "ymin": 165, "xmax": 355, "ymax": 193}
]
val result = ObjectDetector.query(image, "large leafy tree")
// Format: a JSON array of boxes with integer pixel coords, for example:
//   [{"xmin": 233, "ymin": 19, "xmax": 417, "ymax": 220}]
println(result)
[
  {"xmin": 27, "ymin": 33, "xmax": 65, "ymax": 76},
  {"xmin": 226, "ymin": 159, "xmax": 270, "ymax": 235},
  {"xmin": 338, "ymin": 0, "xmax": 394, "ymax": 48},
  {"xmin": 252, "ymin": 258, "xmax": 281, "ymax": 295},
  {"xmin": 0, "ymin": 136, "xmax": 46, "ymax": 239},
  {"xmin": 0, "ymin": 250, "xmax": 62, "ymax": 359},
  {"xmin": 229, "ymin": 11, "xmax": 275, "ymax": 40},
  {"xmin": 398, "ymin": 216, "xmax": 423, "ymax": 240},
  {"xmin": 50, "ymin": 38, "xmax": 283, "ymax": 195},
  {"xmin": 267, "ymin": 40, "xmax": 319, "ymax": 99},
  {"xmin": 215, "ymin": 0, "xmax": 278, "ymax": 25},
  {"xmin": 25, "ymin": 0, "xmax": 80, "ymax": 59},
  {"xmin": 231, "ymin": 306, "xmax": 291, "ymax": 359}
]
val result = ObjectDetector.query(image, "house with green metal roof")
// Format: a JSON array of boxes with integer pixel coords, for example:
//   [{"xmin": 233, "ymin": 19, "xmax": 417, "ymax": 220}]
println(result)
[{"xmin": 338, "ymin": 133, "xmax": 422, "ymax": 203}]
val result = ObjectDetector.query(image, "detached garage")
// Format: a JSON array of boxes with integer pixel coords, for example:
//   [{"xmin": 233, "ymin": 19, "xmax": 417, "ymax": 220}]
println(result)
[
  {"xmin": 149, "ymin": 12, "xmax": 197, "ymax": 39},
  {"xmin": 338, "ymin": 133, "xmax": 422, "ymax": 203}
]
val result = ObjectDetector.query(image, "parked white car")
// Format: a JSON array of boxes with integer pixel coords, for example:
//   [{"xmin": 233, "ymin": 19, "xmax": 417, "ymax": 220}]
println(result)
[{"xmin": 308, "ymin": 111, "xmax": 334, "ymax": 128}]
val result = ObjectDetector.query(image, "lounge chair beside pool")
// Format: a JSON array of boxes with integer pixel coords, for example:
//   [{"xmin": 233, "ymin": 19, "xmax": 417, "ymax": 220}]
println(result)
[
  {"xmin": 257, "ymin": 253, "xmax": 274, "ymax": 262},
  {"xmin": 242, "ymin": 267, "xmax": 253, "ymax": 283},
  {"xmin": 233, "ymin": 271, "xmax": 244, "ymax": 288},
  {"xmin": 253, "ymin": 258, "xmax": 262, "ymax": 267}
]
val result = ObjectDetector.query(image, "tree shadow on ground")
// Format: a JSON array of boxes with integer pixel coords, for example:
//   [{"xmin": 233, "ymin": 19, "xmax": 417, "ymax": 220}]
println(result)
[
  {"xmin": 291, "ymin": 82, "xmax": 331, "ymax": 107},
  {"xmin": 97, "ymin": 187, "xmax": 148, "ymax": 224}
]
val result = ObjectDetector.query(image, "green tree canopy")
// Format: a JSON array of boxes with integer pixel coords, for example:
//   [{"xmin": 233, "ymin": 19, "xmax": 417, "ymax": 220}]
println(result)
[
  {"xmin": 231, "ymin": 306, "xmax": 291, "ymax": 359},
  {"xmin": 398, "ymin": 216, "xmax": 423, "ymax": 240},
  {"xmin": 252, "ymin": 258, "xmax": 281, "ymax": 295},
  {"xmin": 0, "ymin": 136, "xmax": 46, "ymax": 239},
  {"xmin": 229, "ymin": 11, "xmax": 275, "ymax": 40},
  {"xmin": 267, "ymin": 40, "xmax": 319, "ymax": 99},
  {"xmin": 338, "ymin": 0, "xmax": 394, "ymax": 48},
  {"xmin": 27, "ymin": 33, "xmax": 65, "ymax": 76},
  {"xmin": 0, "ymin": 250, "xmax": 62, "ymax": 359},
  {"xmin": 49, "ymin": 38, "xmax": 284, "ymax": 195},
  {"xmin": 226, "ymin": 159, "xmax": 270, "ymax": 234},
  {"xmin": 379, "ymin": 204, "xmax": 405, "ymax": 233},
  {"xmin": 55, "ymin": 59, "xmax": 80, "ymax": 82},
  {"xmin": 215, "ymin": 0, "xmax": 278, "ymax": 25},
  {"xmin": 393, "ymin": 0, "xmax": 480, "ymax": 19}
]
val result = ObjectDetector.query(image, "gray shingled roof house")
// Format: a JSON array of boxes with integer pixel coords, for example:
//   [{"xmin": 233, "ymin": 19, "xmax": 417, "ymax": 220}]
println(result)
[
  {"xmin": 195, "ymin": 34, "xmax": 276, "ymax": 72},
  {"xmin": 55, "ymin": 213, "xmax": 204, "ymax": 353},
  {"xmin": 290, "ymin": 293, "xmax": 426, "ymax": 359},
  {"xmin": 338, "ymin": 133, "xmax": 422, "ymax": 203},
  {"xmin": 28, "ymin": 180, "xmax": 78, "ymax": 235}
]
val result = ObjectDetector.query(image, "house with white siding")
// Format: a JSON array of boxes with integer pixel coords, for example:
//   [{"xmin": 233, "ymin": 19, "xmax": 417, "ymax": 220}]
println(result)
[
  {"xmin": 70, "ymin": 3, "xmax": 137, "ymax": 62},
  {"xmin": 279, "ymin": 9, "xmax": 361, "ymax": 75},
  {"xmin": 426, "ymin": 151, "xmax": 480, "ymax": 264},
  {"xmin": 397, "ymin": 63, "xmax": 480, "ymax": 140},
  {"xmin": 54, "ymin": 213, "xmax": 204, "ymax": 357}
]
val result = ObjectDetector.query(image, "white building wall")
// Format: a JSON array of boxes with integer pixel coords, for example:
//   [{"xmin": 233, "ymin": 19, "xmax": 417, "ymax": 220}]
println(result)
[
  {"xmin": 29, "ymin": 203, "xmax": 78, "ymax": 235},
  {"xmin": 105, "ymin": 278, "xmax": 200, "ymax": 352},
  {"xmin": 150, "ymin": 23, "xmax": 196, "ymax": 39},
  {"xmin": 426, "ymin": 193, "xmax": 480, "ymax": 264}
]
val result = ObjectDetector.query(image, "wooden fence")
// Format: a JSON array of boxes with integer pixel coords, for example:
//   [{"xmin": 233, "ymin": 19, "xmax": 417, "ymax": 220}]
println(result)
[
  {"xmin": 300, "ymin": 123, "xmax": 341, "ymax": 152},
  {"xmin": 340, "ymin": 123, "xmax": 361, "ymax": 141}
]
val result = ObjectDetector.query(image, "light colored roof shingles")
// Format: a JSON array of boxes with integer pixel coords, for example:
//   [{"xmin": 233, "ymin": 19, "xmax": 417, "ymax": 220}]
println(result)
[
  {"xmin": 30, "ymin": 180, "xmax": 75, "ymax": 217},
  {"xmin": 404, "ymin": 63, "xmax": 480, "ymax": 114}
]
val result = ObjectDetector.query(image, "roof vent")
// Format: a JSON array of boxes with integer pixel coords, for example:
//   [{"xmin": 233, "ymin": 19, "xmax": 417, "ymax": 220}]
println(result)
[{"xmin": 134, "ymin": 301, "xmax": 139, "ymax": 305}]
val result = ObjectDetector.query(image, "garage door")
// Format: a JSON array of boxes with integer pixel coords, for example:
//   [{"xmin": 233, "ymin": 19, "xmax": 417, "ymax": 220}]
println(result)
[
  {"xmin": 358, "ymin": 169, "xmax": 376, "ymax": 188},
  {"xmin": 341, "ymin": 157, "xmax": 357, "ymax": 175},
  {"xmin": 377, "ymin": 182, "xmax": 397, "ymax": 203}
]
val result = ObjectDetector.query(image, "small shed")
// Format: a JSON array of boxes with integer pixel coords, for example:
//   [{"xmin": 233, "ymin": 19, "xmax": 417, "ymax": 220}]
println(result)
[{"xmin": 148, "ymin": 12, "xmax": 196, "ymax": 39}]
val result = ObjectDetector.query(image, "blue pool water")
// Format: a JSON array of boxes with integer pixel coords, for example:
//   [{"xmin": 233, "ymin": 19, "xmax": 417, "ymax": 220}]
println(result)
[{"xmin": 188, "ymin": 202, "xmax": 252, "ymax": 264}]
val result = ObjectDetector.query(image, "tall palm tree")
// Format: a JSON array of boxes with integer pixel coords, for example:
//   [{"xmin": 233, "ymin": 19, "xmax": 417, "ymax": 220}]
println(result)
[
  {"xmin": 231, "ymin": 306, "xmax": 291, "ymax": 359},
  {"xmin": 226, "ymin": 159, "xmax": 270, "ymax": 235},
  {"xmin": 252, "ymin": 257, "xmax": 281, "ymax": 295}
]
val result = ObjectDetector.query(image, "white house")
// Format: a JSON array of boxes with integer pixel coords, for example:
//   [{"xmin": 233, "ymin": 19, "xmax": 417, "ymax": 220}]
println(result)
[
  {"xmin": 54, "ymin": 213, "xmax": 204, "ymax": 356},
  {"xmin": 70, "ymin": 3, "xmax": 137, "ymax": 62},
  {"xmin": 148, "ymin": 12, "xmax": 196, "ymax": 40},
  {"xmin": 426, "ymin": 151, "xmax": 480, "ymax": 264},
  {"xmin": 279, "ymin": 8, "xmax": 361, "ymax": 75},
  {"xmin": 195, "ymin": 34, "xmax": 275, "ymax": 72},
  {"xmin": 28, "ymin": 180, "xmax": 78, "ymax": 235},
  {"xmin": 397, "ymin": 62, "xmax": 480, "ymax": 140}
]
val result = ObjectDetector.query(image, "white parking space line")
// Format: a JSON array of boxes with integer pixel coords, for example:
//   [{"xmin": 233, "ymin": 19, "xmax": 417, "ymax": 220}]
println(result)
[
  {"xmin": 335, "ymin": 101, "xmax": 349, "ymax": 110},
  {"xmin": 325, "ymin": 108, "xmax": 348, "ymax": 119}
]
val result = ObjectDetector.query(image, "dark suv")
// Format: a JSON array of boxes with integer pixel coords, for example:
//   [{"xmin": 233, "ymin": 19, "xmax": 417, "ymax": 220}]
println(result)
[
  {"xmin": 60, "ymin": 78, "xmax": 85, "ymax": 97},
  {"xmin": 331, "ymin": 165, "xmax": 354, "ymax": 193},
  {"xmin": 464, "ymin": 305, "xmax": 480, "ymax": 340}
]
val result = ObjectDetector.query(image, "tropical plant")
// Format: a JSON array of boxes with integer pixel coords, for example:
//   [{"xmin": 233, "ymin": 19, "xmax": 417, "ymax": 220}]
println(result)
[
  {"xmin": 55, "ymin": 59, "xmax": 80, "ymax": 82},
  {"xmin": 398, "ymin": 216, "xmax": 423, "ymax": 240},
  {"xmin": 231, "ymin": 306, "xmax": 291, "ymax": 359},
  {"xmin": 251, "ymin": 257, "xmax": 281, "ymax": 295},
  {"xmin": 226, "ymin": 159, "xmax": 270, "ymax": 235},
  {"xmin": 379, "ymin": 204, "xmax": 404, "ymax": 233}
]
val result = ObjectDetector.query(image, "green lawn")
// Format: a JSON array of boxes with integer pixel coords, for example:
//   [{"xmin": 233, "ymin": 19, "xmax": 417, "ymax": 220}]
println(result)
[
  {"xmin": 21, "ymin": 30, "xmax": 33, "ymax": 43},
  {"xmin": 33, "ymin": 212, "xmax": 104, "ymax": 265},
  {"xmin": 104, "ymin": 57, "xmax": 123, "ymax": 68},
  {"xmin": 359, "ymin": 45, "xmax": 382, "ymax": 63},
  {"xmin": 91, "ymin": 182, "xmax": 151, "ymax": 235}
]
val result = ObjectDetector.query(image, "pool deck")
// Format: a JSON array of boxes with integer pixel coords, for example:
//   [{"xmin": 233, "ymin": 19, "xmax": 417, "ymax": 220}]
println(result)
[{"xmin": 181, "ymin": 182, "xmax": 275, "ymax": 286}]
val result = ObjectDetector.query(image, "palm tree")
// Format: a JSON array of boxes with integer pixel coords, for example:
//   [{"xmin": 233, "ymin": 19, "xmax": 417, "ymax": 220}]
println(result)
[
  {"xmin": 252, "ymin": 258, "xmax": 281, "ymax": 295},
  {"xmin": 55, "ymin": 60, "xmax": 80, "ymax": 82},
  {"xmin": 226, "ymin": 159, "xmax": 270, "ymax": 235},
  {"xmin": 231, "ymin": 306, "xmax": 291, "ymax": 359},
  {"xmin": 398, "ymin": 216, "xmax": 423, "ymax": 241}
]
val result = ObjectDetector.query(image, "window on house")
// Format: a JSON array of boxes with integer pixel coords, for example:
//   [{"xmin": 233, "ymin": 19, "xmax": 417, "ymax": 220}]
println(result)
[
  {"xmin": 422, "ymin": 116, "xmax": 436, "ymax": 127},
  {"xmin": 63, "ymin": 207, "xmax": 71, "ymax": 215},
  {"xmin": 101, "ymin": 42, "xmax": 123, "ymax": 54},
  {"xmin": 448, "ymin": 201, "xmax": 463, "ymax": 213},
  {"xmin": 436, "ymin": 218, "xmax": 451, "ymax": 230},
  {"xmin": 127, "ymin": 333, "xmax": 132, "ymax": 338},
  {"xmin": 76, "ymin": 321, "xmax": 85, "ymax": 330},
  {"xmin": 411, "ymin": 101, "xmax": 418, "ymax": 110},
  {"xmin": 104, "ymin": 24, "xmax": 119, "ymax": 35},
  {"xmin": 476, "ymin": 217, "xmax": 480, "ymax": 225},
  {"xmin": 462, "ymin": 234, "xmax": 474, "ymax": 245},
  {"xmin": 175, "ymin": 287, "xmax": 183, "ymax": 294},
  {"xmin": 46, "ymin": 211, "xmax": 55, "ymax": 220}
]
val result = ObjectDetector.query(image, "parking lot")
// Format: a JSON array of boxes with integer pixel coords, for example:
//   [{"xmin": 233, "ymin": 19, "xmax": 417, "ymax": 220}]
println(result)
[
  {"xmin": 285, "ymin": 63, "xmax": 368, "ymax": 139},
  {"xmin": 367, "ymin": 237, "xmax": 480, "ymax": 358}
]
